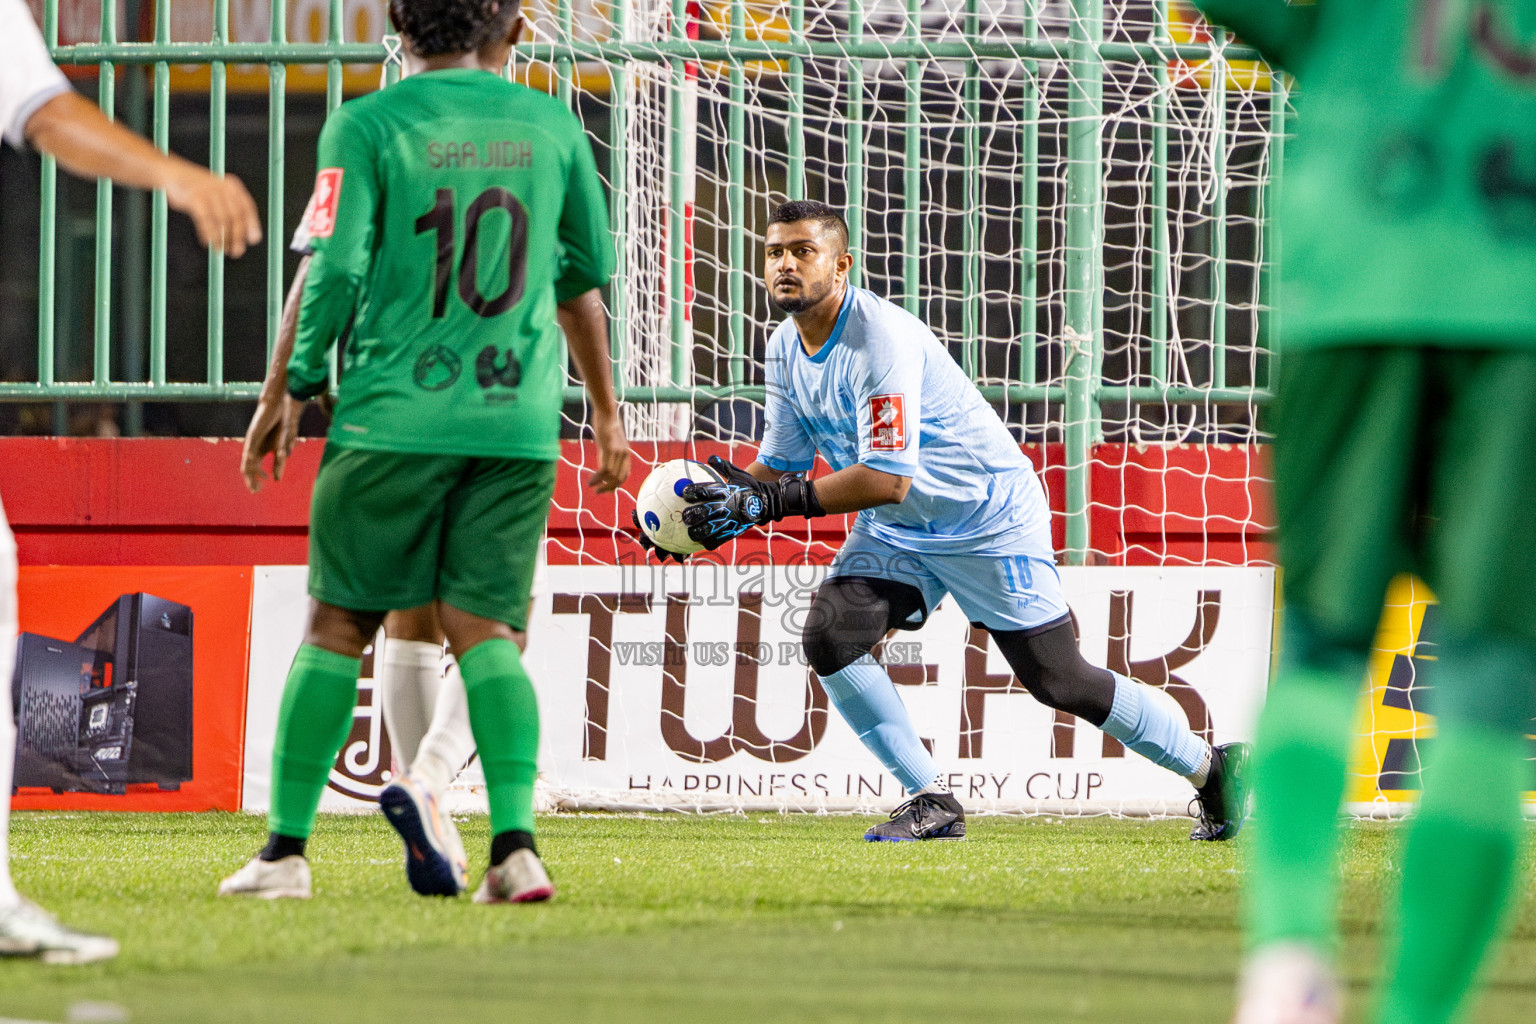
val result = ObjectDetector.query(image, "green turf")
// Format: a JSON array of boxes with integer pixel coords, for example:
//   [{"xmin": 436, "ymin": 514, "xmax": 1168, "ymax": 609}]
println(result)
[{"xmin": 1, "ymin": 813, "xmax": 1533, "ymax": 1023}]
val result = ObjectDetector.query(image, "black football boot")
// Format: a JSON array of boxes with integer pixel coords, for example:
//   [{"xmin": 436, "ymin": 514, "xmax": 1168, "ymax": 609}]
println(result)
[
  {"xmin": 1190, "ymin": 741, "xmax": 1253, "ymax": 841},
  {"xmin": 864, "ymin": 792, "xmax": 967, "ymax": 842}
]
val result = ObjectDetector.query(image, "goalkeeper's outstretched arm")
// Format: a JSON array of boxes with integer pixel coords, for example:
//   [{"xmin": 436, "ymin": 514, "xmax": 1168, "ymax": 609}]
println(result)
[{"xmin": 740, "ymin": 460, "xmax": 909, "ymax": 513}]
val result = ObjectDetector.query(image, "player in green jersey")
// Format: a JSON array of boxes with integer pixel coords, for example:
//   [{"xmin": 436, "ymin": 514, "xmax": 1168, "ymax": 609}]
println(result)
[
  {"xmin": 1189, "ymin": 2, "xmax": 1536, "ymax": 1022},
  {"xmin": 239, "ymin": 155, "xmax": 509, "ymax": 898},
  {"xmin": 219, "ymin": 0, "xmax": 629, "ymax": 905}
]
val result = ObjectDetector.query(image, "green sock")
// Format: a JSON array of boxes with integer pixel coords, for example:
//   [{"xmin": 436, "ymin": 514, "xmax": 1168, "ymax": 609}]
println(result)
[
  {"xmin": 268, "ymin": 644, "xmax": 362, "ymax": 839},
  {"xmin": 1376, "ymin": 725, "xmax": 1529, "ymax": 1024},
  {"xmin": 458, "ymin": 638, "xmax": 540, "ymax": 836},
  {"xmin": 1245, "ymin": 667, "xmax": 1361, "ymax": 950}
]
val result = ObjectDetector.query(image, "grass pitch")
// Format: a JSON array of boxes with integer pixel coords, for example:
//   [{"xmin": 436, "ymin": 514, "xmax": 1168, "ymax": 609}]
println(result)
[{"xmin": 2, "ymin": 813, "xmax": 1534, "ymax": 1023}]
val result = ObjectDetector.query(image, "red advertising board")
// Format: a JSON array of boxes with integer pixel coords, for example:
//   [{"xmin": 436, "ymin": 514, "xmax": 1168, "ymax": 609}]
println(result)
[{"xmin": 11, "ymin": 566, "xmax": 252, "ymax": 811}]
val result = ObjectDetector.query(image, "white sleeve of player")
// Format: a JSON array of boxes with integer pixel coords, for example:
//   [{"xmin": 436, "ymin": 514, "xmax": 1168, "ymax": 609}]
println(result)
[
  {"xmin": 0, "ymin": 0, "xmax": 71, "ymax": 150},
  {"xmin": 853, "ymin": 324, "xmax": 921, "ymax": 477},
  {"xmin": 755, "ymin": 333, "xmax": 816, "ymax": 473}
]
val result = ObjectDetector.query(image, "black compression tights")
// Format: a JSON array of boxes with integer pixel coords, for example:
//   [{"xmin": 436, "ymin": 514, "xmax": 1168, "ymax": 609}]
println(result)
[
  {"xmin": 988, "ymin": 620, "xmax": 1117, "ymax": 726},
  {"xmin": 801, "ymin": 577, "xmax": 1117, "ymax": 727}
]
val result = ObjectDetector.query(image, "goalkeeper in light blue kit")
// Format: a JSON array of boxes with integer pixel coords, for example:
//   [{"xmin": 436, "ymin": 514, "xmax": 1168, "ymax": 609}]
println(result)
[{"xmin": 647, "ymin": 201, "xmax": 1249, "ymax": 841}]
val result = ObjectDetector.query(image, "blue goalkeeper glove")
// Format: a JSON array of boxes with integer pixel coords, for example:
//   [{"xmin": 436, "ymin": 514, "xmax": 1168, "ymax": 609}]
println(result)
[{"xmin": 679, "ymin": 455, "xmax": 825, "ymax": 550}]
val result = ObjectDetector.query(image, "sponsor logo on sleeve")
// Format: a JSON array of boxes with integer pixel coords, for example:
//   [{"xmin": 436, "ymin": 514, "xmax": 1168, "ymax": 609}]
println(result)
[
  {"xmin": 870, "ymin": 394, "xmax": 906, "ymax": 451},
  {"xmin": 308, "ymin": 168, "xmax": 344, "ymax": 238}
]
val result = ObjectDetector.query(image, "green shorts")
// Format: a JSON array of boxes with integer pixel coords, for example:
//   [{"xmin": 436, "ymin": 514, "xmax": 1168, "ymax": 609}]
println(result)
[
  {"xmin": 1272, "ymin": 345, "xmax": 1536, "ymax": 648},
  {"xmin": 307, "ymin": 447, "xmax": 557, "ymax": 630}
]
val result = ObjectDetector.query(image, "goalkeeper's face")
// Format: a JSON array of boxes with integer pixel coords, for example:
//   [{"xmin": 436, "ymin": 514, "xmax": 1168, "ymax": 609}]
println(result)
[{"xmin": 764, "ymin": 222, "xmax": 851, "ymax": 315}]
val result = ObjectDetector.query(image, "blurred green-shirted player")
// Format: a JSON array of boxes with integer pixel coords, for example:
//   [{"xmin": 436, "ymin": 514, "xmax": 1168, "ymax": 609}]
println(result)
[
  {"xmin": 1190, "ymin": 1, "xmax": 1536, "ymax": 1022},
  {"xmin": 218, "ymin": 0, "xmax": 630, "ymax": 905}
]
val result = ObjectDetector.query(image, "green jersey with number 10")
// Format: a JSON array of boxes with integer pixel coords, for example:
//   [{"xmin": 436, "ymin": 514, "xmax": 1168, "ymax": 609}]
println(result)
[{"xmin": 288, "ymin": 68, "xmax": 613, "ymax": 459}]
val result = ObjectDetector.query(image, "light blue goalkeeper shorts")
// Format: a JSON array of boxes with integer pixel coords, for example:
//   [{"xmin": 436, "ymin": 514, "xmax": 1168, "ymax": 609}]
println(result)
[{"xmin": 826, "ymin": 525, "xmax": 1070, "ymax": 634}]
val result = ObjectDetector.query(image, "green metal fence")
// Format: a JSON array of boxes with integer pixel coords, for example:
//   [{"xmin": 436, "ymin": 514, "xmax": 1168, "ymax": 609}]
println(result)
[{"xmin": 12, "ymin": 0, "xmax": 1285, "ymax": 562}]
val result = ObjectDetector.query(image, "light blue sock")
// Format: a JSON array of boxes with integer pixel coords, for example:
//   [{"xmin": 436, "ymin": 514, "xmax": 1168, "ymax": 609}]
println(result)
[
  {"xmin": 819, "ymin": 656, "xmax": 940, "ymax": 795},
  {"xmin": 1099, "ymin": 672, "xmax": 1210, "ymax": 779}
]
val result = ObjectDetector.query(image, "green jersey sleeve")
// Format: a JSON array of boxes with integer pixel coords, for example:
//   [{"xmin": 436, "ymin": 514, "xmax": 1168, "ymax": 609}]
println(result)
[
  {"xmin": 288, "ymin": 108, "xmax": 382, "ymax": 401},
  {"xmin": 554, "ymin": 116, "xmax": 614, "ymax": 302},
  {"xmin": 1190, "ymin": 0, "xmax": 1319, "ymax": 72}
]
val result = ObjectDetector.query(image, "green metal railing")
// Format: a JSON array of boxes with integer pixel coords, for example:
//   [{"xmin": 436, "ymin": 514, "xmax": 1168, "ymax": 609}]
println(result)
[{"xmin": 16, "ymin": 0, "xmax": 1282, "ymax": 563}]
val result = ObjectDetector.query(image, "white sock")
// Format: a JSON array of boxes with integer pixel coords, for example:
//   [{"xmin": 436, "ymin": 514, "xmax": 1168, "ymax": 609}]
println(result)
[
  {"xmin": 914, "ymin": 775, "xmax": 950, "ymax": 797},
  {"xmin": 411, "ymin": 660, "xmax": 474, "ymax": 798},
  {"xmin": 379, "ymin": 638, "xmax": 445, "ymax": 769},
  {"xmin": 0, "ymin": 499, "xmax": 24, "ymax": 910},
  {"xmin": 1187, "ymin": 747, "xmax": 1213, "ymax": 789}
]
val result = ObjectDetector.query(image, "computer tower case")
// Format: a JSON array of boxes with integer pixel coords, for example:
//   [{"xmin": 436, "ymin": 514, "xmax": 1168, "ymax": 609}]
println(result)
[
  {"xmin": 11, "ymin": 633, "xmax": 134, "ymax": 794},
  {"xmin": 75, "ymin": 593, "xmax": 193, "ymax": 789}
]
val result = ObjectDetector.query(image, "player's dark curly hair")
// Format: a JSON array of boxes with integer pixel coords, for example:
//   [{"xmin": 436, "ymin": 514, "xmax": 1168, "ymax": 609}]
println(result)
[
  {"xmin": 389, "ymin": 0, "xmax": 522, "ymax": 58},
  {"xmin": 768, "ymin": 200, "xmax": 849, "ymax": 253}
]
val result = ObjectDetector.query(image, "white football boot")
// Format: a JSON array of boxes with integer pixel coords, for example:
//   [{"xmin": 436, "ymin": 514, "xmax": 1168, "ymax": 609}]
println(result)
[
  {"xmin": 1232, "ymin": 943, "xmax": 1342, "ymax": 1024},
  {"xmin": 379, "ymin": 775, "xmax": 467, "ymax": 897},
  {"xmin": 472, "ymin": 849, "xmax": 554, "ymax": 904},
  {"xmin": 0, "ymin": 900, "xmax": 119, "ymax": 964},
  {"xmin": 216, "ymin": 855, "xmax": 312, "ymax": 899}
]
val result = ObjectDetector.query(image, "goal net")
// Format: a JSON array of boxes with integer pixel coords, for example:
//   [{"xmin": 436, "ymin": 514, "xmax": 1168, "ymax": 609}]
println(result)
[
  {"xmin": 21, "ymin": 0, "xmax": 1444, "ymax": 820},
  {"xmin": 501, "ymin": 0, "xmax": 1289, "ymax": 816}
]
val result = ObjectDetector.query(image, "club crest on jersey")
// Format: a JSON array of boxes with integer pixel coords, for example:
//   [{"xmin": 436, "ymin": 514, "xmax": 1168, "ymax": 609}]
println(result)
[
  {"xmin": 308, "ymin": 168, "xmax": 344, "ymax": 238},
  {"xmin": 870, "ymin": 394, "xmax": 906, "ymax": 451}
]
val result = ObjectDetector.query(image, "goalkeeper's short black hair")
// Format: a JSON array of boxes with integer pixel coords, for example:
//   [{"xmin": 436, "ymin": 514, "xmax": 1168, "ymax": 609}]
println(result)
[
  {"xmin": 768, "ymin": 201, "xmax": 849, "ymax": 254},
  {"xmin": 390, "ymin": 0, "xmax": 522, "ymax": 58}
]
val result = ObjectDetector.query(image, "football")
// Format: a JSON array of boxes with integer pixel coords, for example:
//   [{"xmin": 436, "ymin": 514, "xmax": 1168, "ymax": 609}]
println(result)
[{"xmin": 635, "ymin": 459, "xmax": 723, "ymax": 556}]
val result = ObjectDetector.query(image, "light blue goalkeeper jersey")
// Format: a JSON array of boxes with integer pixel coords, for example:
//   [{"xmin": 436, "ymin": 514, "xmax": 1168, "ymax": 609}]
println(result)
[{"xmin": 757, "ymin": 285, "xmax": 1050, "ymax": 555}]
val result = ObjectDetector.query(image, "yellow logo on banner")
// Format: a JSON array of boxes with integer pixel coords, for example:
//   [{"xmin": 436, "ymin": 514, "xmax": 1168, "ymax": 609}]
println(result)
[
  {"xmin": 1345, "ymin": 575, "xmax": 1536, "ymax": 807},
  {"xmin": 1346, "ymin": 575, "xmax": 1437, "ymax": 807}
]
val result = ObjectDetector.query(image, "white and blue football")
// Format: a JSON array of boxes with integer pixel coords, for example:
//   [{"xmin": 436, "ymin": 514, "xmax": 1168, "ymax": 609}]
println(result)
[{"xmin": 635, "ymin": 459, "xmax": 723, "ymax": 556}]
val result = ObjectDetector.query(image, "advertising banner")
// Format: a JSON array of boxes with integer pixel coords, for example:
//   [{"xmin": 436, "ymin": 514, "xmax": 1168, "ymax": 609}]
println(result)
[
  {"xmin": 11, "ymin": 566, "xmax": 252, "ymax": 811},
  {"xmin": 243, "ymin": 563, "xmax": 1275, "ymax": 815},
  {"xmin": 1341, "ymin": 575, "xmax": 1508, "ymax": 814}
]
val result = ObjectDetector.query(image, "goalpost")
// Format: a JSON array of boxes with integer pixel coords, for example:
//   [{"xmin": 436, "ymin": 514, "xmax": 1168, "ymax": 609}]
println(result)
[
  {"xmin": 511, "ymin": 0, "xmax": 1291, "ymax": 816},
  {"xmin": 28, "ymin": 0, "xmax": 1433, "ymax": 818}
]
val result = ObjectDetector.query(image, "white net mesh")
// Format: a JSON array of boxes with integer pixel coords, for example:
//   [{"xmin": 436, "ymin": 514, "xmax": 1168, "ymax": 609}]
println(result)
[{"xmin": 502, "ymin": 0, "xmax": 1289, "ymax": 814}]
